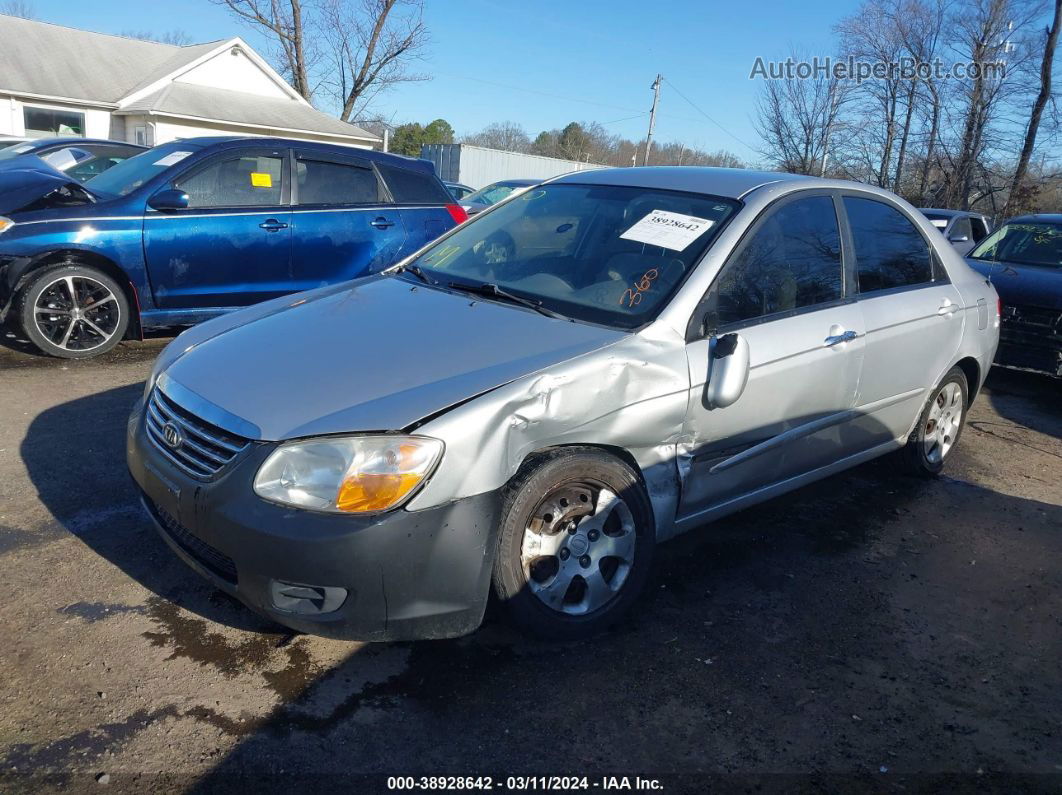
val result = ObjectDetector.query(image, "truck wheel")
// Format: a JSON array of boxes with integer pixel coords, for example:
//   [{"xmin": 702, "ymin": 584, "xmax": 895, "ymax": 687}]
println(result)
[
  {"xmin": 492, "ymin": 449, "xmax": 655, "ymax": 640},
  {"xmin": 18, "ymin": 263, "xmax": 129, "ymax": 359},
  {"xmin": 901, "ymin": 366, "xmax": 969, "ymax": 477}
]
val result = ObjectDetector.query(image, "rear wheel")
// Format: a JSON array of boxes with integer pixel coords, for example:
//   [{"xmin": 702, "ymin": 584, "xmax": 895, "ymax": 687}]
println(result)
[
  {"xmin": 901, "ymin": 367, "xmax": 968, "ymax": 476},
  {"xmin": 492, "ymin": 449, "xmax": 655, "ymax": 640},
  {"xmin": 18, "ymin": 263, "xmax": 129, "ymax": 359}
]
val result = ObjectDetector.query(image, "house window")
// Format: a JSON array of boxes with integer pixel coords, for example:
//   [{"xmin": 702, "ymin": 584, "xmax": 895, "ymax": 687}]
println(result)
[
  {"xmin": 23, "ymin": 106, "xmax": 85, "ymax": 138},
  {"xmin": 133, "ymin": 126, "xmax": 148, "ymax": 146}
]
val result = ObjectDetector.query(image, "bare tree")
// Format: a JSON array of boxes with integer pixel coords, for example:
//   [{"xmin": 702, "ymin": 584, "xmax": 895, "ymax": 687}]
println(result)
[
  {"xmin": 461, "ymin": 121, "xmax": 532, "ymax": 153},
  {"xmin": 212, "ymin": 0, "xmax": 317, "ymax": 100},
  {"xmin": 320, "ymin": 0, "xmax": 429, "ymax": 122},
  {"xmin": 0, "ymin": 0, "xmax": 35, "ymax": 18},
  {"xmin": 754, "ymin": 56, "xmax": 848, "ymax": 174},
  {"xmin": 120, "ymin": 29, "xmax": 194, "ymax": 46},
  {"xmin": 1005, "ymin": 0, "xmax": 1060, "ymax": 213}
]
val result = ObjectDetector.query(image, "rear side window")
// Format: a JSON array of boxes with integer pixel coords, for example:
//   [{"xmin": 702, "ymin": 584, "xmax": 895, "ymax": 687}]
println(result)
[
  {"xmin": 376, "ymin": 163, "xmax": 452, "ymax": 204},
  {"xmin": 296, "ymin": 159, "xmax": 381, "ymax": 204},
  {"xmin": 706, "ymin": 195, "xmax": 843, "ymax": 326},
  {"xmin": 971, "ymin": 217, "xmax": 989, "ymax": 241},
  {"xmin": 845, "ymin": 197, "xmax": 933, "ymax": 292},
  {"xmin": 176, "ymin": 154, "xmax": 284, "ymax": 208}
]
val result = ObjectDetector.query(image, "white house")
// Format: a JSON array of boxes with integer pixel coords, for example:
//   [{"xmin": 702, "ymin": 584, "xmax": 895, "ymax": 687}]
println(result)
[{"xmin": 0, "ymin": 15, "xmax": 379, "ymax": 149}]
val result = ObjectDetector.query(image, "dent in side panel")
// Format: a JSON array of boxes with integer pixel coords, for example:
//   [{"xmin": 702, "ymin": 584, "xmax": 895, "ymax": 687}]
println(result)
[{"xmin": 407, "ymin": 326, "xmax": 693, "ymax": 541}]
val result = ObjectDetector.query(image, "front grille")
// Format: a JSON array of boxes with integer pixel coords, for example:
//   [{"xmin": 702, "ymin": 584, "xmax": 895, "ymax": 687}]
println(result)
[
  {"xmin": 145, "ymin": 388, "xmax": 249, "ymax": 479},
  {"xmin": 146, "ymin": 496, "xmax": 238, "ymax": 584}
]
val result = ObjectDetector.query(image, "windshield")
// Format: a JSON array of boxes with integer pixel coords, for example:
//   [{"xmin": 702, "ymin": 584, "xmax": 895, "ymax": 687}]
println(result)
[
  {"xmin": 406, "ymin": 183, "xmax": 740, "ymax": 329},
  {"xmin": 465, "ymin": 182, "xmax": 532, "ymax": 206},
  {"xmin": 969, "ymin": 222, "xmax": 1062, "ymax": 269},
  {"xmin": 84, "ymin": 142, "xmax": 202, "ymax": 197}
]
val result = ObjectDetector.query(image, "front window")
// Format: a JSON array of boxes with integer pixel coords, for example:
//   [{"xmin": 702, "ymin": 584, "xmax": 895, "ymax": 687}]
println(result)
[
  {"xmin": 969, "ymin": 222, "xmax": 1062, "ymax": 269},
  {"xmin": 84, "ymin": 142, "xmax": 204, "ymax": 198},
  {"xmin": 23, "ymin": 106, "xmax": 84, "ymax": 138},
  {"xmin": 406, "ymin": 183, "xmax": 739, "ymax": 329}
]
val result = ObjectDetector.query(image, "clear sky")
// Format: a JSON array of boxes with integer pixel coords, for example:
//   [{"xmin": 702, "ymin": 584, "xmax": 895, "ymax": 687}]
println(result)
[{"xmin": 26, "ymin": 0, "xmax": 862, "ymax": 159}]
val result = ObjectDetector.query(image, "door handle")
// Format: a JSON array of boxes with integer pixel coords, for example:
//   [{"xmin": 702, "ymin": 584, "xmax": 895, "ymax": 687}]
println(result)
[
  {"xmin": 824, "ymin": 329, "xmax": 858, "ymax": 347},
  {"xmin": 370, "ymin": 217, "xmax": 396, "ymax": 229},
  {"xmin": 259, "ymin": 219, "xmax": 288, "ymax": 232},
  {"xmin": 938, "ymin": 298, "xmax": 958, "ymax": 316}
]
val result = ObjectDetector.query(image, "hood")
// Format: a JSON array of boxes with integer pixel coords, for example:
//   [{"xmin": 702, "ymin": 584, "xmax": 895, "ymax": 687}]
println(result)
[
  {"xmin": 966, "ymin": 257, "xmax": 1062, "ymax": 311},
  {"xmin": 162, "ymin": 276, "xmax": 625, "ymax": 440},
  {"xmin": 0, "ymin": 156, "xmax": 96, "ymax": 215}
]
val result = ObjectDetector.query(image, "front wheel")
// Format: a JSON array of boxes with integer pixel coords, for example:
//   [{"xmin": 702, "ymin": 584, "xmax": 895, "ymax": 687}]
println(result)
[
  {"xmin": 901, "ymin": 366, "xmax": 969, "ymax": 476},
  {"xmin": 18, "ymin": 263, "xmax": 129, "ymax": 359},
  {"xmin": 492, "ymin": 449, "xmax": 655, "ymax": 640}
]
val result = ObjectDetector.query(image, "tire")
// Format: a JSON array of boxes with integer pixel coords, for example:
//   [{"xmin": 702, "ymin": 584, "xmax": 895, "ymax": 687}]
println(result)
[
  {"xmin": 492, "ymin": 449, "xmax": 655, "ymax": 640},
  {"xmin": 900, "ymin": 366, "xmax": 969, "ymax": 477},
  {"xmin": 17, "ymin": 262, "xmax": 129, "ymax": 359}
]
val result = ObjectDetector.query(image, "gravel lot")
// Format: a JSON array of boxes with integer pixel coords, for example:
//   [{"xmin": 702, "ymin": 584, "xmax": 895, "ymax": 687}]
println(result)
[{"xmin": 0, "ymin": 326, "xmax": 1059, "ymax": 793}]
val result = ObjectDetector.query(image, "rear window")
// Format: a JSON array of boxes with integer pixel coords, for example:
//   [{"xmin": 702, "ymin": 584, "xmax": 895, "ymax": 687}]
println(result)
[
  {"xmin": 845, "ymin": 197, "xmax": 934, "ymax": 292},
  {"xmin": 376, "ymin": 163, "xmax": 452, "ymax": 204},
  {"xmin": 296, "ymin": 159, "xmax": 381, "ymax": 204}
]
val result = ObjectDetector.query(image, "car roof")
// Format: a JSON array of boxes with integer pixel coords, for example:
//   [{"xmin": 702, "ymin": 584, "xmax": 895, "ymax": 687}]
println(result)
[
  {"xmin": 23, "ymin": 137, "xmax": 144, "ymax": 149},
  {"xmin": 173, "ymin": 136, "xmax": 437, "ymax": 174},
  {"xmin": 1004, "ymin": 213, "xmax": 1062, "ymax": 224},
  {"xmin": 551, "ymin": 166, "xmax": 810, "ymax": 199}
]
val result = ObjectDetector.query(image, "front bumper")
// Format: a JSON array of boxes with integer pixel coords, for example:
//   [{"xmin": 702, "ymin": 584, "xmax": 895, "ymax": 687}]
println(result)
[{"xmin": 126, "ymin": 402, "xmax": 502, "ymax": 641}]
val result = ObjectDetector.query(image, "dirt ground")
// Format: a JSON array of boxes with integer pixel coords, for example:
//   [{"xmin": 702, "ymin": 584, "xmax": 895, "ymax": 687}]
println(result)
[{"xmin": 0, "ymin": 327, "xmax": 1059, "ymax": 793}]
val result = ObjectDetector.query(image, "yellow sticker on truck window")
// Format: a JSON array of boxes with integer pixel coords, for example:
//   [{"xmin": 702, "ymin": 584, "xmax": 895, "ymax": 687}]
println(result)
[{"xmin": 250, "ymin": 172, "xmax": 273, "ymax": 188}]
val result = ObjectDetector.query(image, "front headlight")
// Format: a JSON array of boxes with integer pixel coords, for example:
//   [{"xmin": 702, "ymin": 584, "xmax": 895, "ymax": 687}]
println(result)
[
  {"xmin": 253, "ymin": 435, "xmax": 444, "ymax": 514},
  {"xmin": 0, "ymin": 217, "xmax": 13, "ymax": 236}
]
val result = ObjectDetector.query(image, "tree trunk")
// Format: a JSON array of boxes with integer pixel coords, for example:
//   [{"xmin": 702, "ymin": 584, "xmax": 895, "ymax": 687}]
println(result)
[
  {"xmin": 893, "ymin": 79, "xmax": 918, "ymax": 195},
  {"xmin": 289, "ymin": 0, "xmax": 310, "ymax": 99},
  {"xmin": 1005, "ymin": 0, "xmax": 1061, "ymax": 216}
]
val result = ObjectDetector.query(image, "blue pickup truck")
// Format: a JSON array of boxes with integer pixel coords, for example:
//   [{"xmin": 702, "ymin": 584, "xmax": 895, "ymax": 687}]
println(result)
[{"xmin": 0, "ymin": 137, "xmax": 466, "ymax": 358}]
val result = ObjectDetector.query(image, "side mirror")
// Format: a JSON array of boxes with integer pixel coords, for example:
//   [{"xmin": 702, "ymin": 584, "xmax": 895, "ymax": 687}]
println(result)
[
  {"xmin": 948, "ymin": 234, "xmax": 970, "ymax": 243},
  {"xmin": 704, "ymin": 332, "xmax": 750, "ymax": 410},
  {"xmin": 148, "ymin": 189, "xmax": 189, "ymax": 212}
]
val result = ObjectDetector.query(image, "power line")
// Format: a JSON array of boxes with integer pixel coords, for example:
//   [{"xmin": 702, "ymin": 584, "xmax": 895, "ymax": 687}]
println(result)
[{"xmin": 662, "ymin": 78, "xmax": 760, "ymax": 155}]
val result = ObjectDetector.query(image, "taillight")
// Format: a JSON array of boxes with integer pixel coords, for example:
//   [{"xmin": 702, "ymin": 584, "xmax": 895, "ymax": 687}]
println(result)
[
  {"xmin": 445, "ymin": 203, "xmax": 468, "ymax": 224},
  {"xmin": 997, "ymin": 297, "xmax": 1003, "ymax": 317}
]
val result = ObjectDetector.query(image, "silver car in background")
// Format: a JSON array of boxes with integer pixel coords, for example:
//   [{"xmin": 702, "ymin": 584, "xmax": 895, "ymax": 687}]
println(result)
[{"xmin": 127, "ymin": 167, "xmax": 1000, "ymax": 641}]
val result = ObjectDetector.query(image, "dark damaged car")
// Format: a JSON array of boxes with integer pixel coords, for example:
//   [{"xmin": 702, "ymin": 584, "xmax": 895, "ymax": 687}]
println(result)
[
  {"xmin": 967, "ymin": 214, "xmax": 1062, "ymax": 377},
  {"xmin": 0, "ymin": 137, "xmax": 465, "ymax": 359}
]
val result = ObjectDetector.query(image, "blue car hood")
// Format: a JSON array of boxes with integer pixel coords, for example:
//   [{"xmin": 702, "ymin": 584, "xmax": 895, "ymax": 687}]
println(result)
[
  {"xmin": 0, "ymin": 156, "xmax": 95, "ymax": 215},
  {"xmin": 161, "ymin": 276, "xmax": 626, "ymax": 440},
  {"xmin": 966, "ymin": 257, "xmax": 1062, "ymax": 311}
]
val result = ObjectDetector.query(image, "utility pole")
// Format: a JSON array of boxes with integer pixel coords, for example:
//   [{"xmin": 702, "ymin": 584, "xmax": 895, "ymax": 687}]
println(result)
[{"xmin": 643, "ymin": 74, "xmax": 662, "ymax": 167}]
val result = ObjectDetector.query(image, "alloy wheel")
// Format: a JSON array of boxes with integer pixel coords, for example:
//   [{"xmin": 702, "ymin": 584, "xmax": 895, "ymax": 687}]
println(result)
[
  {"xmin": 923, "ymin": 381, "xmax": 963, "ymax": 464},
  {"xmin": 33, "ymin": 275, "xmax": 122, "ymax": 353},
  {"xmin": 521, "ymin": 483, "xmax": 636, "ymax": 616}
]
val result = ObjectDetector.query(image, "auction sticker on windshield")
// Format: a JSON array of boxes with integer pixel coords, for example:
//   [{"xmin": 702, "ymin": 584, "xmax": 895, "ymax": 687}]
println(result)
[
  {"xmin": 620, "ymin": 209, "xmax": 715, "ymax": 251},
  {"xmin": 153, "ymin": 151, "xmax": 193, "ymax": 167}
]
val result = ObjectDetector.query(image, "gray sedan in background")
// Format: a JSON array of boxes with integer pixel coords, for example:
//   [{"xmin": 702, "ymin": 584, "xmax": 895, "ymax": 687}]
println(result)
[
  {"xmin": 127, "ymin": 167, "xmax": 1000, "ymax": 642},
  {"xmin": 920, "ymin": 208, "xmax": 992, "ymax": 256}
]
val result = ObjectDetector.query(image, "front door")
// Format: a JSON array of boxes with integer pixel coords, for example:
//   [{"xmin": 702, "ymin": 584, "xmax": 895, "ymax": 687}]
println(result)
[
  {"xmin": 679, "ymin": 193, "xmax": 864, "ymax": 519},
  {"xmin": 144, "ymin": 147, "xmax": 292, "ymax": 309}
]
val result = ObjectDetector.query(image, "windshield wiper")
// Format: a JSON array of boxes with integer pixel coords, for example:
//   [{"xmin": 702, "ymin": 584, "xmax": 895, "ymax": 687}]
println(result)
[
  {"xmin": 447, "ymin": 281, "xmax": 567, "ymax": 319},
  {"xmin": 389, "ymin": 263, "xmax": 436, "ymax": 285}
]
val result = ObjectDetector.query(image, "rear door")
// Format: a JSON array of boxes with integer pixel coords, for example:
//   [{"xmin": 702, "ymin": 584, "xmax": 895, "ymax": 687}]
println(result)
[
  {"xmin": 144, "ymin": 146, "xmax": 292, "ymax": 308},
  {"xmin": 679, "ymin": 192, "xmax": 865, "ymax": 518},
  {"xmin": 842, "ymin": 194, "xmax": 965, "ymax": 448},
  {"xmin": 374, "ymin": 161, "xmax": 458, "ymax": 255},
  {"xmin": 289, "ymin": 148, "xmax": 407, "ymax": 286}
]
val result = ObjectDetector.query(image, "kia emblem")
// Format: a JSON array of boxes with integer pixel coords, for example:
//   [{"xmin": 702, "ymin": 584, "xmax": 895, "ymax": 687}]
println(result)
[{"xmin": 162, "ymin": 422, "xmax": 183, "ymax": 450}]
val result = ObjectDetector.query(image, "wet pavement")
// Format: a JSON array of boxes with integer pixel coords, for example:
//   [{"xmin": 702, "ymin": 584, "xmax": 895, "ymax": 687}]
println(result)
[{"xmin": 0, "ymin": 327, "xmax": 1059, "ymax": 792}]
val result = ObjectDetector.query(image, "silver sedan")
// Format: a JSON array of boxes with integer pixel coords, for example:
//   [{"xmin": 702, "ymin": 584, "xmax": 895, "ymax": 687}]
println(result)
[{"xmin": 128, "ymin": 166, "xmax": 1000, "ymax": 641}]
